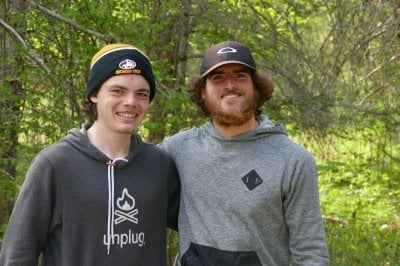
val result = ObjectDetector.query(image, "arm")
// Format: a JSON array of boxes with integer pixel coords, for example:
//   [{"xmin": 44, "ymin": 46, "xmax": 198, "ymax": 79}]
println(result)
[
  {"xmin": 158, "ymin": 139, "xmax": 181, "ymax": 230},
  {"xmin": 166, "ymin": 157, "xmax": 180, "ymax": 231},
  {"xmin": 0, "ymin": 152, "xmax": 58, "ymax": 265},
  {"xmin": 283, "ymin": 151, "xmax": 329, "ymax": 265}
]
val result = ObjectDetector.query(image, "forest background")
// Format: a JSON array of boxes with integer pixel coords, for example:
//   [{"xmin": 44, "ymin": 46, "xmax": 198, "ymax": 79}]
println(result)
[{"xmin": 0, "ymin": 0, "xmax": 399, "ymax": 265}]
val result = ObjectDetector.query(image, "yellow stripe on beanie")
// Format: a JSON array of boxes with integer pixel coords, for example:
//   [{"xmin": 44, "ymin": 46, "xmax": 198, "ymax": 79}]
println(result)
[{"xmin": 90, "ymin": 44, "xmax": 149, "ymax": 69}]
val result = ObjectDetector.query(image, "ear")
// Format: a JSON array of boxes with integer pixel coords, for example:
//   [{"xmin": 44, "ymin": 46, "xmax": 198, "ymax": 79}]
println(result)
[
  {"xmin": 90, "ymin": 95, "xmax": 98, "ymax": 103},
  {"xmin": 200, "ymin": 87, "xmax": 206, "ymax": 99}
]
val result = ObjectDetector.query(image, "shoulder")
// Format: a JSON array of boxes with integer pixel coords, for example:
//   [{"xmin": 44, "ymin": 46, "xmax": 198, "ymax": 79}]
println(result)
[
  {"xmin": 36, "ymin": 139, "xmax": 75, "ymax": 160},
  {"xmin": 142, "ymin": 142, "xmax": 170, "ymax": 155},
  {"xmin": 270, "ymin": 134, "xmax": 316, "ymax": 166},
  {"xmin": 140, "ymin": 142, "xmax": 175, "ymax": 163},
  {"xmin": 162, "ymin": 127, "xmax": 203, "ymax": 146},
  {"xmin": 29, "ymin": 139, "xmax": 84, "ymax": 172}
]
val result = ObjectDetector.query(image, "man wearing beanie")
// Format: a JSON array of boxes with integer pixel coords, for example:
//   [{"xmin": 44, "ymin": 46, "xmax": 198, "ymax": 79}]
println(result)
[
  {"xmin": 0, "ymin": 44, "xmax": 180, "ymax": 266},
  {"xmin": 161, "ymin": 41, "xmax": 329, "ymax": 265}
]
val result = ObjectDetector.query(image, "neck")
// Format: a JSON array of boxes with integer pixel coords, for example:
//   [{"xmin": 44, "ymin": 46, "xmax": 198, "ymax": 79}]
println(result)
[
  {"xmin": 87, "ymin": 123, "xmax": 131, "ymax": 159},
  {"xmin": 212, "ymin": 116, "xmax": 259, "ymax": 138}
]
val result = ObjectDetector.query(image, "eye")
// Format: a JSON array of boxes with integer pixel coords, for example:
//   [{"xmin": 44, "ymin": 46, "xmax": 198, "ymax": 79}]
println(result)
[
  {"xmin": 111, "ymin": 88, "xmax": 124, "ymax": 94},
  {"xmin": 233, "ymin": 72, "xmax": 250, "ymax": 80},
  {"xmin": 209, "ymin": 74, "xmax": 224, "ymax": 82},
  {"xmin": 136, "ymin": 90, "xmax": 150, "ymax": 99}
]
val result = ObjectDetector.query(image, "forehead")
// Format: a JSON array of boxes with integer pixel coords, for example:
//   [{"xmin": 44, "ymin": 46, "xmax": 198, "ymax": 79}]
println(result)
[{"xmin": 103, "ymin": 74, "xmax": 150, "ymax": 88}]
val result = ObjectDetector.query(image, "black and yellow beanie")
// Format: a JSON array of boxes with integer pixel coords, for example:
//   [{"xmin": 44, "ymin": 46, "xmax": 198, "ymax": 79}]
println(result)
[{"xmin": 86, "ymin": 43, "xmax": 156, "ymax": 102}]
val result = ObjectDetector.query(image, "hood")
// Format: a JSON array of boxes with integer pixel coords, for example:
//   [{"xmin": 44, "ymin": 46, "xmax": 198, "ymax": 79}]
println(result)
[
  {"xmin": 62, "ymin": 123, "xmax": 143, "ymax": 254},
  {"xmin": 203, "ymin": 115, "xmax": 287, "ymax": 141},
  {"xmin": 63, "ymin": 124, "xmax": 143, "ymax": 166}
]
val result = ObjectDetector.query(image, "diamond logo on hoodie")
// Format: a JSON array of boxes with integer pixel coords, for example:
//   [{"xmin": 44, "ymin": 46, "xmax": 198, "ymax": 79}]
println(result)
[{"xmin": 242, "ymin": 170, "xmax": 263, "ymax": 190}]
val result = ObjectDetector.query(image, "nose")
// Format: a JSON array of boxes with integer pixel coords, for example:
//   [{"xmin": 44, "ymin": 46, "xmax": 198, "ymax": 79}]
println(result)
[
  {"xmin": 123, "ymin": 92, "xmax": 137, "ymax": 106},
  {"xmin": 223, "ymin": 75, "xmax": 236, "ymax": 89}
]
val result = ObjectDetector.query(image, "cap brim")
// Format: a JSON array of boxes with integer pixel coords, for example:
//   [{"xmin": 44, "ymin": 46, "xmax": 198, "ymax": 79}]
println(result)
[{"xmin": 201, "ymin": 60, "xmax": 256, "ymax": 77}]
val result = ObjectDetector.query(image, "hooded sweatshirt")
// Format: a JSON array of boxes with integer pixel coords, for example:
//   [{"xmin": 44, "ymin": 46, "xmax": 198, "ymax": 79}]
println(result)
[
  {"xmin": 0, "ymin": 124, "xmax": 180, "ymax": 266},
  {"xmin": 161, "ymin": 116, "xmax": 329, "ymax": 266}
]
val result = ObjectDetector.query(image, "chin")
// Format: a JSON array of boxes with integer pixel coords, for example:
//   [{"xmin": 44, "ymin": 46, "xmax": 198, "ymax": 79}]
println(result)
[{"xmin": 117, "ymin": 127, "xmax": 136, "ymax": 134}]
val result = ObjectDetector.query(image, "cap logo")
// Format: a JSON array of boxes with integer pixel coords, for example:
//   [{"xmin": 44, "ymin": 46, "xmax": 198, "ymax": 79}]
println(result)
[
  {"xmin": 118, "ymin": 59, "xmax": 136, "ymax": 70},
  {"xmin": 217, "ymin": 47, "xmax": 238, "ymax": 54}
]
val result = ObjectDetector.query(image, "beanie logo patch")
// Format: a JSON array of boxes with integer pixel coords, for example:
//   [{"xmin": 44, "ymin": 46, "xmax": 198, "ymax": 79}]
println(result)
[
  {"xmin": 119, "ymin": 59, "xmax": 137, "ymax": 70},
  {"xmin": 116, "ymin": 59, "xmax": 142, "ymax": 75}
]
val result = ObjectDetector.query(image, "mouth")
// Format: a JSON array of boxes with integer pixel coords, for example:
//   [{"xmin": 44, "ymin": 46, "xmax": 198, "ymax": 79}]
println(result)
[
  {"xmin": 221, "ymin": 92, "xmax": 242, "ymax": 99},
  {"xmin": 116, "ymin": 112, "xmax": 138, "ymax": 119}
]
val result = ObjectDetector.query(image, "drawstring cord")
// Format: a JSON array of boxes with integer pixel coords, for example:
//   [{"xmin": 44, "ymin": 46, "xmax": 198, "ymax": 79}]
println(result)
[{"xmin": 106, "ymin": 158, "xmax": 128, "ymax": 255}]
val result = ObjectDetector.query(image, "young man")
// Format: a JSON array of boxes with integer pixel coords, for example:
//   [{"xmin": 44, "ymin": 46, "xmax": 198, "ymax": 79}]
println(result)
[
  {"xmin": 0, "ymin": 44, "xmax": 180, "ymax": 266},
  {"xmin": 161, "ymin": 41, "xmax": 329, "ymax": 265}
]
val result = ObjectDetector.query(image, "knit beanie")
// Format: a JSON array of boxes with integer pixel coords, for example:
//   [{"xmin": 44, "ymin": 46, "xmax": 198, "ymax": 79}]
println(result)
[{"xmin": 86, "ymin": 43, "xmax": 156, "ymax": 102}]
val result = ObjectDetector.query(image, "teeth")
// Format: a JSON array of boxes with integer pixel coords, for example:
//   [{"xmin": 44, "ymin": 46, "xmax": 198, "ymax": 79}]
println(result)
[
  {"xmin": 222, "ymin": 94, "xmax": 240, "ymax": 98},
  {"xmin": 118, "ymin": 112, "xmax": 136, "ymax": 118}
]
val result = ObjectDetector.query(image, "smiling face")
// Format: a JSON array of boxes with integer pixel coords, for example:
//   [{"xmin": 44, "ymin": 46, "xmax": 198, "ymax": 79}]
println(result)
[
  {"xmin": 90, "ymin": 74, "xmax": 150, "ymax": 135},
  {"xmin": 202, "ymin": 63, "xmax": 258, "ymax": 127}
]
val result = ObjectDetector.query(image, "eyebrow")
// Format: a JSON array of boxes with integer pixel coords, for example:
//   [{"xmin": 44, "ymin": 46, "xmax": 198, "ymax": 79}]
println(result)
[
  {"xmin": 109, "ymin": 84, "xmax": 126, "ymax": 89},
  {"xmin": 108, "ymin": 84, "xmax": 150, "ymax": 91}
]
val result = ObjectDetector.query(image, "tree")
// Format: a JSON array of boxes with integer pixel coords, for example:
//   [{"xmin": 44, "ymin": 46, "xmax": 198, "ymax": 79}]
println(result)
[
  {"xmin": 0, "ymin": 1, "xmax": 398, "ymax": 264},
  {"xmin": 0, "ymin": 0, "xmax": 26, "ymax": 228}
]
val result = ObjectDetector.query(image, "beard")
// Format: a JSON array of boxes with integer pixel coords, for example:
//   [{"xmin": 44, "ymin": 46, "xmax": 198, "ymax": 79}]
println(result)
[{"xmin": 203, "ymin": 89, "xmax": 259, "ymax": 127}]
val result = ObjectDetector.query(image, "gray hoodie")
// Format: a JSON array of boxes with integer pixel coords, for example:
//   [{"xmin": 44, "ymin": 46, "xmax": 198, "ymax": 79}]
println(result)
[
  {"xmin": 0, "ymin": 124, "xmax": 180, "ymax": 266},
  {"xmin": 161, "ymin": 116, "xmax": 329, "ymax": 266}
]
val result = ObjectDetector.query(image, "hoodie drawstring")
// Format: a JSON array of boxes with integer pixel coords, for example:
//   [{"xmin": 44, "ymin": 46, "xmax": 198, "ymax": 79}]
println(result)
[{"xmin": 106, "ymin": 158, "xmax": 128, "ymax": 255}]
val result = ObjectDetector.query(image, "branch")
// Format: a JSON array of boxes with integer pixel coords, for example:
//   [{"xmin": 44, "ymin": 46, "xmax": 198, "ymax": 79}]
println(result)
[
  {"xmin": 359, "ymin": 54, "xmax": 400, "ymax": 82},
  {"xmin": 0, "ymin": 168, "xmax": 15, "ymax": 181},
  {"xmin": 0, "ymin": 18, "xmax": 51, "ymax": 73},
  {"xmin": 323, "ymin": 215, "xmax": 349, "ymax": 227},
  {"xmin": 357, "ymin": 53, "xmax": 400, "ymax": 106},
  {"xmin": 26, "ymin": 0, "xmax": 113, "ymax": 42}
]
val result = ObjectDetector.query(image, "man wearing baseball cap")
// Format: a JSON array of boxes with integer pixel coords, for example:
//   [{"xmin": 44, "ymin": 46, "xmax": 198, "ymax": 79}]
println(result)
[
  {"xmin": 161, "ymin": 41, "xmax": 329, "ymax": 265},
  {"xmin": 0, "ymin": 43, "xmax": 180, "ymax": 265}
]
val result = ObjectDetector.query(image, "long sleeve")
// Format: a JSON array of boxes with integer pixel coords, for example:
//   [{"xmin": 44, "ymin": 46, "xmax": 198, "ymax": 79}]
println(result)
[
  {"xmin": 166, "ymin": 161, "xmax": 180, "ymax": 231},
  {"xmin": 282, "ymin": 150, "xmax": 329, "ymax": 265},
  {"xmin": 0, "ymin": 153, "xmax": 60, "ymax": 266},
  {"xmin": 158, "ymin": 143, "xmax": 180, "ymax": 231}
]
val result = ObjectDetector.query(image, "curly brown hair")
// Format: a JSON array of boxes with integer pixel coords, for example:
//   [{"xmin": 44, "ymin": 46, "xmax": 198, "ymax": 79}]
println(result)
[
  {"xmin": 188, "ymin": 70, "xmax": 274, "ymax": 117},
  {"xmin": 81, "ymin": 90, "xmax": 98, "ymax": 124}
]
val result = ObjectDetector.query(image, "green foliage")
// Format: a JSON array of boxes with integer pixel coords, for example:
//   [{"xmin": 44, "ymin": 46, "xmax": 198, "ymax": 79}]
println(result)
[
  {"xmin": 0, "ymin": 171, "xmax": 18, "ymax": 244},
  {"xmin": 295, "ymin": 123, "xmax": 400, "ymax": 265},
  {"xmin": 0, "ymin": 0, "xmax": 399, "ymax": 264},
  {"xmin": 326, "ymin": 221, "xmax": 399, "ymax": 265}
]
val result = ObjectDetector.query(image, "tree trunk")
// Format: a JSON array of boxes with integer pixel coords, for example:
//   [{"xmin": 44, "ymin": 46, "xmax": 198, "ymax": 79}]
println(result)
[{"xmin": 0, "ymin": 0, "xmax": 26, "ymax": 225}]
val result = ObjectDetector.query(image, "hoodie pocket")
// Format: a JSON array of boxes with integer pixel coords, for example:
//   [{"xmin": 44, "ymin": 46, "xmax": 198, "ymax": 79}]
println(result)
[{"xmin": 181, "ymin": 242, "xmax": 262, "ymax": 266}]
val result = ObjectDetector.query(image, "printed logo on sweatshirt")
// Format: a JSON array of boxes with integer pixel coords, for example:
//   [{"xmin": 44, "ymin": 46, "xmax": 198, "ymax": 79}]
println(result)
[
  {"xmin": 103, "ymin": 188, "xmax": 145, "ymax": 250},
  {"xmin": 115, "ymin": 188, "xmax": 138, "ymax": 224},
  {"xmin": 242, "ymin": 170, "xmax": 263, "ymax": 190}
]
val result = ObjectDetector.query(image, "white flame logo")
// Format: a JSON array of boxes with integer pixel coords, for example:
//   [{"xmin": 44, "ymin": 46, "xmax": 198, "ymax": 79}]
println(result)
[{"xmin": 117, "ymin": 188, "xmax": 135, "ymax": 211}]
